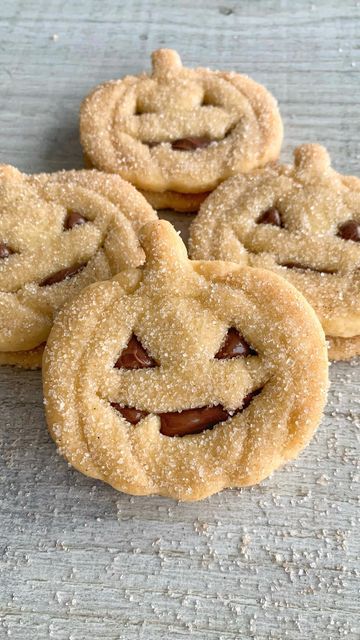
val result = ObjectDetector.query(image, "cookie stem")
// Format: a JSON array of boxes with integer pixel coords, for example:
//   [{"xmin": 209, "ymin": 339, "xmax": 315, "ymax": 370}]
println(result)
[
  {"xmin": 151, "ymin": 49, "xmax": 182, "ymax": 77},
  {"xmin": 140, "ymin": 220, "xmax": 191, "ymax": 291},
  {"xmin": 293, "ymin": 144, "xmax": 330, "ymax": 175}
]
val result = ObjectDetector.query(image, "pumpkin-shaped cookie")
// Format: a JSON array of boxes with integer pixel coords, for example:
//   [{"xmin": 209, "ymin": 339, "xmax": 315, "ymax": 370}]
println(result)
[
  {"xmin": 190, "ymin": 144, "xmax": 360, "ymax": 361},
  {"xmin": 80, "ymin": 49, "xmax": 283, "ymax": 211},
  {"xmin": 43, "ymin": 220, "xmax": 328, "ymax": 501},
  {"xmin": 0, "ymin": 166, "xmax": 157, "ymax": 368}
]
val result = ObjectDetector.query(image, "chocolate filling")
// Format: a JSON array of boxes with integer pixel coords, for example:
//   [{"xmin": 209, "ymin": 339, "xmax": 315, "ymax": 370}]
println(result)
[
  {"xmin": 215, "ymin": 328, "xmax": 257, "ymax": 358},
  {"xmin": 159, "ymin": 405, "xmax": 229, "ymax": 437},
  {"xmin": 112, "ymin": 406, "xmax": 149, "ymax": 425},
  {"xmin": 64, "ymin": 211, "xmax": 87, "ymax": 230},
  {"xmin": 171, "ymin": 137, "xmax": 212, "ymax": 151},
  {"xmin": 112, "ymin": 332, "xmax": 261, "ymax": 436},
  {"xmin": 39, "ymin": 263, "xmax": 87, "ymax": 287},
  {"xmin": 115, "ymin": 330, "xmax": 255, "ymax": 370},
  {"xmin": 257, "ymin": 207, "xmax": 283, "ymax": 227},
  {"xmin": 0, "ymin": 242, "xmax": 14, "ymax": 259},
  {"xmin": 146, "ymin": 125, "xmax": 237, "ymax": 151},
  {"xmin": 111, "ymin": 388, "xmax": 263, "ymax": 437},
  {"xmin": 337, "ymin": 220, "xmax": 360, "ymax": 242},
  {"xmin": 147, "ymin": 137, "xmax": 212, "ymax": 150},
  {"xmin": 114, "ymin": 335, "xmax": 157, "ymax": 370}
]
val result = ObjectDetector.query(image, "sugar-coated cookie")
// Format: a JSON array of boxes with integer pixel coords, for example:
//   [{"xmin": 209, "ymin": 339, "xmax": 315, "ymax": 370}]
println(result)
[
  {"xmin": 327, "ymin": 335, "xmax": 360, "ymax": 361},
  {"xmin": 80, "ymin": 49, "xmax": 283, "ymax": 211},
  {"xmin": 0, "ymin": 343, "xmax": 44, "ymax": 369},
  {"xmin": 43, "ymin": 220, "xmax": 328, "ymax": 501},
  {"xmin": 0, "ymin": 166, "xmax": 157, "ymax": 367},
  {"xmin": 190, "ymin": 144, "xmax": 360, "ymax": 360},
  {"xmin": 83, "ymin": 151, "xmax": 209, "ymax": 213}
]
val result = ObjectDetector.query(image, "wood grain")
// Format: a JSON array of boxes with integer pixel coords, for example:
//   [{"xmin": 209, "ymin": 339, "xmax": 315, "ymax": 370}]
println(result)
[{"xmin": 0, "ymin": 1, "xmax": 359, "ymax": 638}]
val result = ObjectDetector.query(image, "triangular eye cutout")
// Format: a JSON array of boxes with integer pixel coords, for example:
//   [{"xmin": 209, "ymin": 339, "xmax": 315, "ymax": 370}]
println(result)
[
  {"xmin": 256, "ymin": 207, "xmax": 283, "ymax": 227},
  {"xmin": 114, "ymin": 334, "xmax": 157, "ymax": 369},
  {"xmin": 337, "ymin": 220, "xmax": 360, "ymax": 242},
  {"xmin": 64, "ymin": 210, "xmax": 88, "ymax": 230},
  {"xmin": 215, "ymin": 328, "xmax": 257, "ymax": 359}
]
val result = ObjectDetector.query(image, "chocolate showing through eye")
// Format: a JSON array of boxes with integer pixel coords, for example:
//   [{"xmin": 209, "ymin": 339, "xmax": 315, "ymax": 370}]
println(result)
[
  {"xmin": 215, "ymin": 328, "xmax": 256, "ymax": 358},
  {"xmin": 171, "ymin": 137, "xmax": 212, "ymax": 151},
  {"xmin": 0, "ymin": 242, "xmax": 13, "ymax": 259},
  {"xmin": 64, "ymin": 211, "xmax": 88, "ymax": 230},
  {"xmin": 111, "ymin": 388, "xmax": 263, "ymax": 437},
  {"xmin": 257, "ymin": 207, "xmax": 283, "ymax": 227},
  {"xmin": 337, "ymin": 220, "xmax": 360, "ymax": 242},
  {"xmin": 114, "ymin": 335, "xmax": 157, "ymax": 369},
  {"xmin": 39, "ymin": 263, "xmax": 87, "ymax": 287}
]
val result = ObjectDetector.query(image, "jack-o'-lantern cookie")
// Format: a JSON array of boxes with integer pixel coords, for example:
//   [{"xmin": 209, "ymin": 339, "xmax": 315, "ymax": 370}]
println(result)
[
  {"xmin": 43, "ymin": 220, "xmax": 328, "ymax": 501},
  {"xmin": 190, "ymin": 144, "xmax": 360, "ymax": 361},
  {"xmin": 80, "ymin": 49, "xmax": 283, "ymax": 212},
  {"xmin": 0, "ymin": 165, "xmax": 157, "ymax": 368}
]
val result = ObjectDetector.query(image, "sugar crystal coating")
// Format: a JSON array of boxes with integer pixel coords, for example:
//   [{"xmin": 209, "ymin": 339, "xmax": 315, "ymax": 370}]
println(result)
[
  {"xmin": 0, "ymin": 165, "xmax": 157, "ymax": 366},
  {"xmin": 190, "ymin": 144, "xmax": 360, "ymax": 360},
  {"xmin": 80, "ymin": 48, "xmax": 283, "ymax": 195},
  {"xmin": 43, "ymin": 220, "xmax": 328, "ymax": 501}
]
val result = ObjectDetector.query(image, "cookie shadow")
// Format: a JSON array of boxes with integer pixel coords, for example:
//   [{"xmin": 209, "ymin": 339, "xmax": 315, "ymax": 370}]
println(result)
[
  {"xmin": 41, "ymin": 119, "xmax": 85, "ymax": 173},
  {"xmin": 158, "ymin": 210, "xmax": 195, "ymax": 247}
]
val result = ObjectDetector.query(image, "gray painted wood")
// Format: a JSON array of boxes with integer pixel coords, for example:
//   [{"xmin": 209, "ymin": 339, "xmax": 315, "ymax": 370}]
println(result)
[{"xmin": 0, "ymin": 1, "xmax": 359, "ymax": 638}]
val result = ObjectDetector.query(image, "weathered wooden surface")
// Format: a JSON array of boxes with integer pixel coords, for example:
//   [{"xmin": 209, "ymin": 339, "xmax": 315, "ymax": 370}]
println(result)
[{"xmin": 0, "ymin": 1, "xmax": 359, "ymax": 638}]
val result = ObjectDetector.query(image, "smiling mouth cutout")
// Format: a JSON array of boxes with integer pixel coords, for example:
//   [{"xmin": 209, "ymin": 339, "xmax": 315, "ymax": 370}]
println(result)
[
  {"xmin": 147, "ymin": 136, "xmax": 213, "ymax": 151},
  {"xmin": 146, "ymin": 127, "xmax": 236, "ymax": 152},
  {"xmin": 279, "ymin": 262, "xmax": 338, "ymax": 275},
  {"xmin": 111, "ymin": 389, "xmax": 262, "ymax": 437},
  {"xmin": 39, "ymin": 263, "xmax": 87, "ymax": 287}
]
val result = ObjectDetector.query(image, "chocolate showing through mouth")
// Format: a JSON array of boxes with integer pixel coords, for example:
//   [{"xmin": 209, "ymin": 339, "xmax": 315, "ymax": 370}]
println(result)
[
  {"xmin": 39, "ymin": 263, "xmax": 87, "ymax": 287},
  {"xmin": 280, "ymin": 262, "xmax": 337, "ymax": 275},
  {"xmin": 146, "ymin": 124, "xmax": 237, "ymax": 151},
  {"xmin": 171, "ymin": 137, "xmax": 212, "ymax": 151},
  {"xmin": 112, "ymin": 406, "xmax": 149, "ymax": 425},
  {"xmin": 111, "ymin": 388, "xmax": 262, "ymax": 437},
  {"xmin": 160, "ymin": 405, "xmax": 229, "ymax": 437},
  {"xmin": 147, "ymin": 137, "xmax": 213, "ymax": 151}
]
